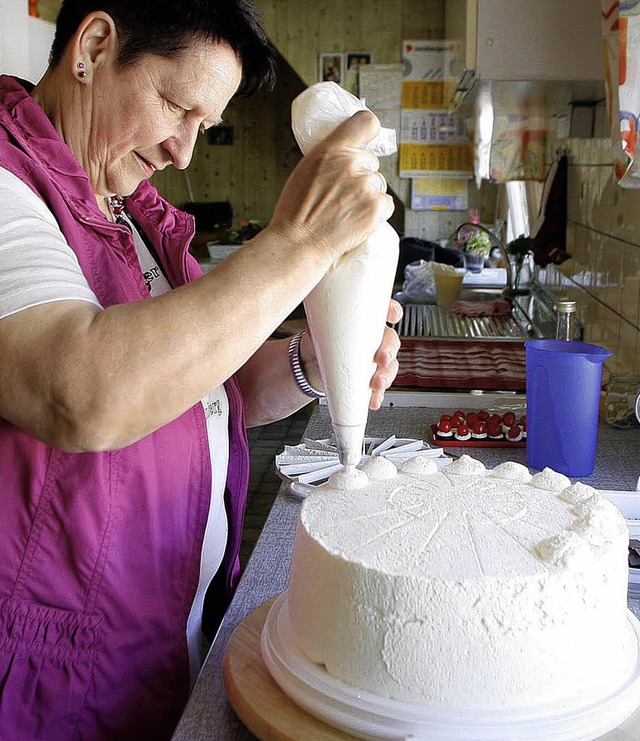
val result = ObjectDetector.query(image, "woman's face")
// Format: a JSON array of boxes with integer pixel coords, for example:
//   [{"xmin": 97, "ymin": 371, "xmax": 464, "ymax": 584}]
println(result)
[{"xmin": 83, "ymin": 39, "xmax": 243, "ymax": 198}]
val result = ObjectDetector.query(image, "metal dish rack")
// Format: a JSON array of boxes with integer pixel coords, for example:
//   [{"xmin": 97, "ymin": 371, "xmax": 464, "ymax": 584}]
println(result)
[{"xmin": 394, "ymin": 303, "xmax": 534, "ymax": 340}]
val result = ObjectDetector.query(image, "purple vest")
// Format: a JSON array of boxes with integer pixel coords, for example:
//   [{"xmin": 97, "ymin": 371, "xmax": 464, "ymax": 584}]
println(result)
[{"xmin": 0, "ymin": 76, "xmax": 250, "ymax": 740}]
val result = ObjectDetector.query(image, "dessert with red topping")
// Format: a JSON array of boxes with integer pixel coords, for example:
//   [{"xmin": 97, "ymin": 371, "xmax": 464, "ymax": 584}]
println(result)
[
  {"xmin": 430, "ymin": 408, "xmax": 526, "ymax": 446},
  {"xmin": 501, "ymin": 412, "xmax": 517, "ymax": 433},
  {"xmin": 436, "ymin": 419, "xmax": 454, "ymax": 440},
  {"xmin": 506, "ymin": 425, "xmax": 523, "ymax": 442},
  {"xmin": 487, "ymin": 422, "xmax": 504, "ymax": 440},
  {"xmin": 466, "ymin": 411, "xmax": 479, "ymax": 428},
  {"xmin": 454, "ymin": 424, "xmax": 471, "ymax": 441},
  {"xmin": 471, "ymin": 422, "xmax": 488, "ymax": 440}
]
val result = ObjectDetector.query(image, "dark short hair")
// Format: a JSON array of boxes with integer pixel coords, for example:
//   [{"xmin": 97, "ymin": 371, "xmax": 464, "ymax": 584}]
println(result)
[{"xmin": 49, "ymin": 0, "xmax": 277, "ymax": 96}]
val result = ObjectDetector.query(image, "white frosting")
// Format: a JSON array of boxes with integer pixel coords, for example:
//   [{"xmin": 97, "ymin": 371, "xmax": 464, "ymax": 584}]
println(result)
[
  {"xmin": 362, "ymin": 456, "xmax": 398, "ymax": 479},
  {"xmin": 530, "ymin": 467, "xmax": 572, "ymax": 491},
  {"xmin": 399, "ymin": 455, "xmax": 439, "ymax": 476},
  {"xmin": 446, "ymin": 454, "xmax": 486, "ymax": 476},
  {"xmin": 560, "ymin": 481, "xmax": 598, "ymax": 505},
  {"xmin": 491, "ymin": 461, "xmax": 532, "ymax": 482},
  {"xmin": 570, "ymin": 502, "xmax": 628, "ymax": 548},
  {"xmin": 287, "ymin": 455, "xmax": 634, "ymax": 713},
  {"xmin": 536, "ymin": 530, "xmax": 594, "ymax": 567},
  {"xmin": 324, "ymin": 466, "xmax": 369, "ymax": 490},
  {"xmin": 573, "ymin": 493, "xmax": 607, "ymax": 518}
]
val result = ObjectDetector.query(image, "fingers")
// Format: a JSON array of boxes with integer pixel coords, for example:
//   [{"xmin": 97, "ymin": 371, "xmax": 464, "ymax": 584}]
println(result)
[
  {"xmin": 386, "ymin": 299, "xmax": 403, "ymax": 325},
  {"xmin": 323, "ymin": 109, "xmax": 381, "ymax": 152},
  {"xmin": 369, "ymin": 324, "xmax": 401, "ymax": 410},
  {"xmin": 269, "ymin": 109, "xmax": 394, "ymax": 264},
  {"xmin": 369, "ymin": 171, "xmax": 387, "ymax": 194}
]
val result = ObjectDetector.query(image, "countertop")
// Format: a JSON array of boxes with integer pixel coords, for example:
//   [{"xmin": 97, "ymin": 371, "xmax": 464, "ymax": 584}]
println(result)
[{"xmin": 172, "ymin": 404, "xmax": 640, "ymax": 741}]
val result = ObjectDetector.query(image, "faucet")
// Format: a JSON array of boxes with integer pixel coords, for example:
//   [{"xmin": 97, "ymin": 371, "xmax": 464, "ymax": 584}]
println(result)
[{"xmin": 451, "ymin": 222, "xmax": 514, "ymax": 294}]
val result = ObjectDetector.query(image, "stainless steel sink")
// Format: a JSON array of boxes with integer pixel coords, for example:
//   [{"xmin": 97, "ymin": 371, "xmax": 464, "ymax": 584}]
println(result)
[
  {"xmin": 458, "ymin": 287, "xmax": 506, "ymax": 301},
  {"xmin": 394, "ymin": 284, "xmax": 557, "ymax": 340}
]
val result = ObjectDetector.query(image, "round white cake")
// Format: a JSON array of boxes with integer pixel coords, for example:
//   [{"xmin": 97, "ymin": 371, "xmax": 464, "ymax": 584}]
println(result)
[{"xmin": 286, "ymin": 454, "xmax": 636, "ymax": 712}]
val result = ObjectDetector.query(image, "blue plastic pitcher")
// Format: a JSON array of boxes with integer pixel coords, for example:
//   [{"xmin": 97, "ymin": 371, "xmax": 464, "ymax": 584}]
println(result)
[{"xmin": 525, "ymin": 340, "xmax": 613, "ymax": 477}]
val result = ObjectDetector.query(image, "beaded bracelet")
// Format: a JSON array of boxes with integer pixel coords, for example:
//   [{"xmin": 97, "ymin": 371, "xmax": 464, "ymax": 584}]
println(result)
[{"xmin": 287, "ymin": 330, "xmax": 325, "ymax": 399}]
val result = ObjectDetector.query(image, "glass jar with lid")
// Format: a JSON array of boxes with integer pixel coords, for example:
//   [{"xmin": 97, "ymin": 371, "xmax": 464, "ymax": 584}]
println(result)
[
  {"xmin": 554, "ymin": 299, "xmax": 579, "ymax": 341},
  {"xmin": 604, "ymin": 373, "xmax": 640, "ymax": 428}
]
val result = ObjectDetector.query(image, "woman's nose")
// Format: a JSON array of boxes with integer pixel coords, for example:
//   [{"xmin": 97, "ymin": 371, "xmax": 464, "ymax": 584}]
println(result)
[{"xmin": 163, "ymin": 123, "xmax": 199, "ymax": 170}]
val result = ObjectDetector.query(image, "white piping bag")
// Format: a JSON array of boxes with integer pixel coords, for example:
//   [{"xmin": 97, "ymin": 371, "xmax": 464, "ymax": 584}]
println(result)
[{"xmin": 291, "ymin": 82, "xmax": 399, "ymax": 467}]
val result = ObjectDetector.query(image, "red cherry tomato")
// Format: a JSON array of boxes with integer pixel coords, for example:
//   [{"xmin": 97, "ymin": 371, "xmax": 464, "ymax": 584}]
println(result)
[
  {"xmin": 440, "ymin": 414, "xmax": 452, "ymax": 424},
  {"xmin": 473, "ymin": 421, "xmax": 487, "ymax": 434},
  {"xmin": 520, "ymin": 414, "xmax": 527, "ymax": 427},
  {"xmin": 466, "ymin": 412, "xmax": 479, "ymax": 427},
  {"xmin": 503, "ymin": 412, "xmax": 517, "ymax": 427},
  {"xmin": 487, "ymin": 423, "xmax": 503, "ymax": 437},
  {"xmin": 456, "ymin": 424, "xmax": 470, "ymax": 437},
  {"xmin": 489, "ymin": 413, "xmax": 503, "ymax": 425},
  {"xmin": 478, "ymin": 410, "xmax": 490, "ymax": 421},
  {"xmin": 507, "ymin": 425, "xmax": 521, "ymax": 439},
  {"xmin": 454, "ymin": 410, "xmax": 466, "ymax": 420},
  {"xmin": 438, "ymin": 420, "xmax": 453, "ymax": 433}
]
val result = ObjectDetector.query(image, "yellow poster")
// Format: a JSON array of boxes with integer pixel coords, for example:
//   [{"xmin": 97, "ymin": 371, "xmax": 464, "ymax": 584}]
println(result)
[
  {"xmin": 399, "ymin": 143, "xmax": 473, "ymax": 179},
  {"xmin": 401, "ymin": 81, "xmax": 446, "ymax": 110}
]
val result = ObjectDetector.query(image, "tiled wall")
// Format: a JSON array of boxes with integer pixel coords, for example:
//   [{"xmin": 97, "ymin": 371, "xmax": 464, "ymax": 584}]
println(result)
[{"xmin": 536, "ymin": 139, "xmax": 640, "ymax": 380}]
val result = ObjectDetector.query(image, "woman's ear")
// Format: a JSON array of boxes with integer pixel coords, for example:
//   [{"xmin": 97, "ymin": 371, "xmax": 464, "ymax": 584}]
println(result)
[{"xmin": 70, "ymin": 11, "xmax": 118, "ymax": 81}]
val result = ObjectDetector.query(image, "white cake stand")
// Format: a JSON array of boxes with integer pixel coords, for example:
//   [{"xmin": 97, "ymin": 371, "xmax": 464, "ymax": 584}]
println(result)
[{"xmin": 261, "ymin": 593, "xmax": 640, "ymax": 741}]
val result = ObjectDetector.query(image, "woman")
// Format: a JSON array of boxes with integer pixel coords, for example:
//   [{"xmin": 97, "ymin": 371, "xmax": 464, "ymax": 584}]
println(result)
[{"xmin": 0, "ymin": 1, "xmax": 400, "ymax": 739}]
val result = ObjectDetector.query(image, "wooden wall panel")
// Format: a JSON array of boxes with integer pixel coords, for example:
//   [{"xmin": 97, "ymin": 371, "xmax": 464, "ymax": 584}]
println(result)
[
  {"xmin": 260, "ymin": 0, "xmax": 444, "ymax": 86},
  {"xmin": 153, "ymin": 1, "xmax": 445, "ymax": 227}
]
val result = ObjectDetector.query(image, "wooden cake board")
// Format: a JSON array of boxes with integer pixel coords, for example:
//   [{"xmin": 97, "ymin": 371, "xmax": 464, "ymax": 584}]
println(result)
[{"xmin": 223, "ymin": 597, "xmax": 640, "ymax": 741}]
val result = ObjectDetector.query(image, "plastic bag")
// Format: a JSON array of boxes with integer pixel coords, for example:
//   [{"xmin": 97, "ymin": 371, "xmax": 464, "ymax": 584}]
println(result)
[
  {"xmin": 291, "ymin": 81, "xmax": 397, "ymax": 156},
  {"xmin": 394, "ymin": 259, "xmax": 436, "ymax": 303}
]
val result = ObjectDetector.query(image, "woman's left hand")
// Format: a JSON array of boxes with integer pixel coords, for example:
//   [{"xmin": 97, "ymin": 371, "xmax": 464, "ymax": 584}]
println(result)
[{"xmin": 369, "ymin": 299, "xmax": 402, "ymax": 410}]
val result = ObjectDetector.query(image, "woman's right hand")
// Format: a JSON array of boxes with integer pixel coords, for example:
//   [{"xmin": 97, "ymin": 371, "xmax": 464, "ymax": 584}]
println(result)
[{"xmin": 266, "ymin": 110, "xmax": 395, "ymax": 265}]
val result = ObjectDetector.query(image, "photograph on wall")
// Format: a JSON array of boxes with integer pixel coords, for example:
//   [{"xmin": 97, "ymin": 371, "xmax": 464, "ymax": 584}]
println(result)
[
  {"xmin": 346, "ymin": 52, "xmax": 372, "ymax": 72},
  {"xmin": 343, "ymin": 52, "xmax": 372, "ymax": 95},
  {"xmin": 319, "ymin": 53, "xmax": 343, "ymax": 84},
  {"xmin": 28, "ymin": 0, "xmax": 60, "ymax": 23}
]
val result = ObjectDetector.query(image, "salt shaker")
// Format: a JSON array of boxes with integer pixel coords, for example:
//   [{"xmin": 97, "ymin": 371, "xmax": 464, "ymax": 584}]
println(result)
[{"xmin": 555, "ymin": 299, "xmax": 577, "ymax": 341}]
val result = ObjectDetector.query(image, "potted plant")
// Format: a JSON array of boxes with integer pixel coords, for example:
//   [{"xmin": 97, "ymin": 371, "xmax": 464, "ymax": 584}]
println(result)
[{"xmin": 461, "ymin": 230, "xmax": 492, "ymax": 273}]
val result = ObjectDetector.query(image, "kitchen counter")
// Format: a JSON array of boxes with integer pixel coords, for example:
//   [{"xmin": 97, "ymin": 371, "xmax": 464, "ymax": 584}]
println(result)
[{"xmin": 172, "ymin": 404, "xmax": 640, "ymax": 741}]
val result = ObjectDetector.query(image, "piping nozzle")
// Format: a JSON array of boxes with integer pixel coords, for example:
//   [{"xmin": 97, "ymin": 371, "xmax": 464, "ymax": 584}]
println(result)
[{"xmin": 334, "ymin": 423, "xmax": 366, "ymax": 468}]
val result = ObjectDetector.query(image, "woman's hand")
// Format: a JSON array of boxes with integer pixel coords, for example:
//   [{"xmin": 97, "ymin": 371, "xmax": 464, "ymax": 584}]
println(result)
[
  {"xmin": 369, "ymin": 299, "xmax": 402, "ymax": 410},
  {"xmin": 267, "ymin": 110, "xmax": 395, "ymax": 268}
]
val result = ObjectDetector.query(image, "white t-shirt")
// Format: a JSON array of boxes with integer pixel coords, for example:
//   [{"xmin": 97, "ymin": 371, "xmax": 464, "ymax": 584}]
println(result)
[{"xmin": 0, "ymin": 166, "xmax": 228, "ymax": 686}]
